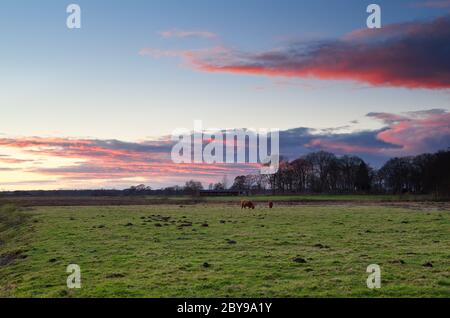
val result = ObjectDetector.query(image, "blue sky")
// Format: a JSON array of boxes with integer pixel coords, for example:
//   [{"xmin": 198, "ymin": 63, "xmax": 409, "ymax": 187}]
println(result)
[
  {"xmin": 1, "ymin": 0, "xmax": 449, "ymax": 138},
  {"xmin": 0, "ymin": 0, "xmax": 449, "ymax": 189}
]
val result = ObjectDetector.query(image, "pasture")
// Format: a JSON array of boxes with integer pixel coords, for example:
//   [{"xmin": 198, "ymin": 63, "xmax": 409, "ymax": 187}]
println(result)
[
  {"xmin": 0, "ymin": 193, "xmax": 439, "ymax": 207},
  {"xmin": 0, "ymin": 202, "xmax": 449, "ymax": 297}
]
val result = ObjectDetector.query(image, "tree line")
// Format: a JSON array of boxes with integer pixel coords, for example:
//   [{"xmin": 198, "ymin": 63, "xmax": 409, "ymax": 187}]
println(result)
[{"xmin": 230, "ymin": 150, "xmax": 450, "ymax": 196}]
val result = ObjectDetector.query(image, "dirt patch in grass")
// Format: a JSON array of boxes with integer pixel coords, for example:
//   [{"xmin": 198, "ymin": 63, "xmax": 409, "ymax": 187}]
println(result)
[
  {"xmin": 292, "ymin": 256, "xmax": 307, "ymax": 264},
  {"xmin": 0, "ymin": 251, "xmax": 27, "ymax": 267},
  {"xmin": 106, "ymin": 273, "xmax": 126, "ymax": 279}
]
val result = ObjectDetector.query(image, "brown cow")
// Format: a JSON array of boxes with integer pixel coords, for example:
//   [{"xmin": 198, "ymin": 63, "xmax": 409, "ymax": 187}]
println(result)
[
  {"xmin": 268, "ymin": 201, "xmax": 274, "ymax": 209},
  {"xmin": 241, "ymin": 200, "xmax": 255, "ymax": 209}
]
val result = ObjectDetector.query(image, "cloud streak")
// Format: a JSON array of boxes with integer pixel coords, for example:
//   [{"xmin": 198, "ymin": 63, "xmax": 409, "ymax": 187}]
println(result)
[
  {"xmin": 142, "ymin": 15, "xmax": 450, "ymax": 89},
  {"xmin": 306, "ymin": 109, "xmax": 450, "ymax": 159},
  {"xmin": 0, "ymin": 137, "xmax": 258, "ymax": 187},
  {"xmin": 159, "ymin": 29, "xmax": 217, "ymax": 39}
]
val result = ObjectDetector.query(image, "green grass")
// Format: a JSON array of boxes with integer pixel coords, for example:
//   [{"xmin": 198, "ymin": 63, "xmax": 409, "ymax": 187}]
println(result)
[{"xmin": 1, "ymin": 203, "xmax": 449, "ymax": 297}]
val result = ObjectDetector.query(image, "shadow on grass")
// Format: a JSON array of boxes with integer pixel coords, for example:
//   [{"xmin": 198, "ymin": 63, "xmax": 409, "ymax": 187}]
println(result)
[{"xmin": 0, "ymin": 204, "xmax": 31, "ymax": 266}]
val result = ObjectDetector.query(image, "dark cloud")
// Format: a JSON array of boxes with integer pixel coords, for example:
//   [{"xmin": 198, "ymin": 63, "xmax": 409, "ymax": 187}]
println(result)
[
  {"xmin": 299, "ymin": 109, "xmax": 450, "ymax": 165},
  {"xmin": 143, "ymin": 15, "xmax": 450, "ymax": 89}
]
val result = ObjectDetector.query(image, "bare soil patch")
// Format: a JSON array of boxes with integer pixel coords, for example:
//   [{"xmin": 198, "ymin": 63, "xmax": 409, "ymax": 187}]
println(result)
[{"xmin": 0, "ymin": 251, "xmax": 26, "ymax": 267}]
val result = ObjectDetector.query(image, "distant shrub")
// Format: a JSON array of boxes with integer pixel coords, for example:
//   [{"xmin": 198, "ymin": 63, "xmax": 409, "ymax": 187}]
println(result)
[
  {"xmin": 0, "ymin": 204, "xmax": 18, "ymax": 214},
  {"xmin": 0, "ymin": 204, "xmax": 27, "ymax": 230}
]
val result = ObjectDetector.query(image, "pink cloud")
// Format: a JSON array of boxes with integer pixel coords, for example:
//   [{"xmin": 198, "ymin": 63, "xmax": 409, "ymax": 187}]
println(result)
[
  {"xmin": 142, "ymin": 16, "xmax": 450, "ymax": 89},
  {"xmin": 0, "ymin": 154, "xmax": 33, "ymax": 164},
  {"xmin": 307, "ymin": 109, "xmax": 450, "ymax": 157},
  {"xmin": 0, "ymin": 137, "xmax": 258, "ymax": 186},
  {"xmin": 373, "ymin": 110, "xmax": 450, "ymax": 153},
  {"xmin": 159, "ymin": 29, "xmax": 217, "ymax": 39},
  {"xmin": 305, "ymin": 139, "xmax": 384, "ymax": 155}
]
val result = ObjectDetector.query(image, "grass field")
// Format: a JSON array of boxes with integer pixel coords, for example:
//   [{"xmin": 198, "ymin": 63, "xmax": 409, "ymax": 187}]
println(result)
[
  {"xmin": 0, "ymin": 194, "xmax": 442, "ymax": 207},
  {"xmin": 1, "ymin": 202, "xmax": 449, "ymax": 297}
]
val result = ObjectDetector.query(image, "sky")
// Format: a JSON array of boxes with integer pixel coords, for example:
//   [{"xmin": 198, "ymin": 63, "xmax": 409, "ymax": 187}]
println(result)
[{"xmin": 0, "ymin": 0, "xmax": 449, "ymax": 190}]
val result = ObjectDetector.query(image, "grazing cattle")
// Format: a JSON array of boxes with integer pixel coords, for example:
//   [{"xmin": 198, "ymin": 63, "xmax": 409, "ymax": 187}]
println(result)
[
  {"xmin": 241, "ymin": 200, "xmax": 255, "ymax": 209},
  {"xmin": 268, "ymin": 201, "xmax": 274, "ymax": 209}
]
